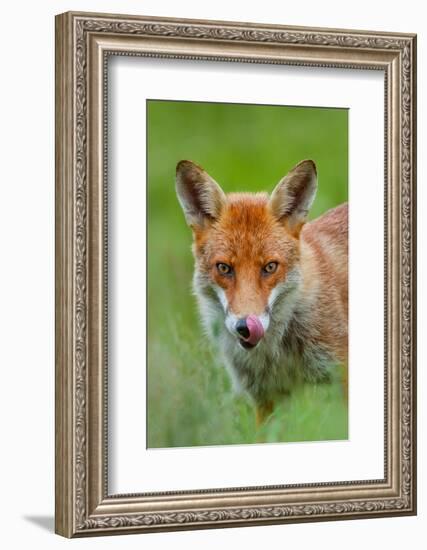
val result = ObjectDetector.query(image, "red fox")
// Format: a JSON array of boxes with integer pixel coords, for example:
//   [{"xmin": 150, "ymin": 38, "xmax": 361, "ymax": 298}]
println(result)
[{"xmin": 176, "ymin": 159, "xmax": 348, "ymax": 425}]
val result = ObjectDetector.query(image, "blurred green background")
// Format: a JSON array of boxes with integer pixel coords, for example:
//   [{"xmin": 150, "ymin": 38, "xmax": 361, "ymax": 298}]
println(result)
[{"xmin": 147, "ymin": 100, "xmax": 348, "ymax": 448}]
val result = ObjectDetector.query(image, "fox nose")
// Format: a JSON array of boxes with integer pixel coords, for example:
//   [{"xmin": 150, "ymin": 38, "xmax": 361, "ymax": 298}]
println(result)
[
  {"xmin": 236, "ymin": 318, "xmax": 250, "ymax": 339},
  {"xmin": 235, "ymin": 315, "xmax": 265, "ymax": 348}
]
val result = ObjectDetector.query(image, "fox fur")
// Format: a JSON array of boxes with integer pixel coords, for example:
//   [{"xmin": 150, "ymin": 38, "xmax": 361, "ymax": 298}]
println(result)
[{"xmin": 176, "ymin": 159, "xmax": 348, "ymax": 423}]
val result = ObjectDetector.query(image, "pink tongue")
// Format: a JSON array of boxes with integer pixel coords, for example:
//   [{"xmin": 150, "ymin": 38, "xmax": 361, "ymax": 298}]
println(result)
[{"xmin": 246, "ymin": 315, "xmax": 265, "ymax": 345}]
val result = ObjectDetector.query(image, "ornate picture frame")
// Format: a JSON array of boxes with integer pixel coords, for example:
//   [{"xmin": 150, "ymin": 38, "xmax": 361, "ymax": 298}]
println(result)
[{"xmin": 55, "ymin": 11, "xmax": 417, "ymax": 537}]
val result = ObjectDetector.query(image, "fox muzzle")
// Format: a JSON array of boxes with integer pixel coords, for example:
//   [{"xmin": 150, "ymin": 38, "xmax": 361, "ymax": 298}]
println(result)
[{"xmin": 235, "ymin": 315, "xmax": 265, "ymax": 349}]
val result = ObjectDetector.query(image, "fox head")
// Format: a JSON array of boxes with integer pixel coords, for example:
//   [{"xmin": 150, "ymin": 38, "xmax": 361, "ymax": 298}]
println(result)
[{"xmin": 176, "ymin": 159, "xmax": 317, "ymax": 351}]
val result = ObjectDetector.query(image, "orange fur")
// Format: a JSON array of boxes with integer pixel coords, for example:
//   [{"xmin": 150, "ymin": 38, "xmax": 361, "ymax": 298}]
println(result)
[
  {"xmin": 176, "ymin": 159, "xmax": 348, "ymax": 424},
  {"xmin": 194, "ymin": 193, "xmax": 300, "ymax": 319}
]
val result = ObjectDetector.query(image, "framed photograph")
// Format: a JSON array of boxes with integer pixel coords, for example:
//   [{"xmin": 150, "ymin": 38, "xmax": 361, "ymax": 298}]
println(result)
[{"xmin": 55, "ymin": 11, "xmax": 417, "ymax": 537}]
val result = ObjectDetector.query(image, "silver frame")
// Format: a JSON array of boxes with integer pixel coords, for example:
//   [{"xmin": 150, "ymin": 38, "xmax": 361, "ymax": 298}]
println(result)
[{"xmin": 55, "ymin": 11, "xmax": 417, "ymax": 537}]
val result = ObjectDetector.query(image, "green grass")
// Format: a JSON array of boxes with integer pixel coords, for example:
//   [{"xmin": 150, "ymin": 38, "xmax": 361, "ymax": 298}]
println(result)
[{"xmin": 147, "ymin": 99, "xmax": 348, "ymax": 448}]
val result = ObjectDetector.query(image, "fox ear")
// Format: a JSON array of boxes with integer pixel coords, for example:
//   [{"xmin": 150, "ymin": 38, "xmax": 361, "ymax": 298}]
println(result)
[
  {"xmin": 269, "ymin": 160, "xmax": 317, "ymax": 235},
  {"xmin": 176, "ymin": 160, "xmax": 226, "ymax": 228}
]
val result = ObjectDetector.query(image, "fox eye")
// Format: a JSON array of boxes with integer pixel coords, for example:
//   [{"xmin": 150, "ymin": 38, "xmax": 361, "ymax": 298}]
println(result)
[
  {"xmin": 216, "ymin": 262, "xmax": 233, "ymax": 276},
  {"xmin": 263, "ymin": 261, "xmax": 278, "ymax": 274}
]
